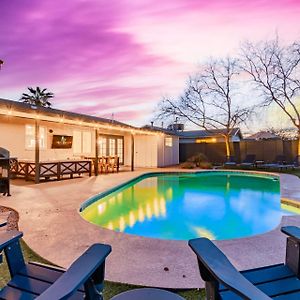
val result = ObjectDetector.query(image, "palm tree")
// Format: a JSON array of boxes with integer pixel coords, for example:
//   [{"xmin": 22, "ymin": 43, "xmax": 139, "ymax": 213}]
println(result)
[{"xmin": 20, "ymin": 87, "xmax": 54, "ymax": 108}]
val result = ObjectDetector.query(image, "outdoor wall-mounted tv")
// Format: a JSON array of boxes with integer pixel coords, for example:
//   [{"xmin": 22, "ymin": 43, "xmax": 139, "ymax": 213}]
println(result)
[{"xmin": 51, "ymin": 135, "xmax": 73, "ymax": 149}]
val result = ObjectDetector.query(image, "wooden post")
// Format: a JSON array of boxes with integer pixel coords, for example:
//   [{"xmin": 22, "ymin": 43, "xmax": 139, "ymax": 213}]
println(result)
[
  {"xmin": 95, "ymin": 129, "xmax": 99, "ymax": 176},
  {"xmin": 131, "ymin": 134, "xmax": 134, "ymax": 172},
  {"xmin": 34, "ymin": 119, "xmax": 40, "ymax": 184}
]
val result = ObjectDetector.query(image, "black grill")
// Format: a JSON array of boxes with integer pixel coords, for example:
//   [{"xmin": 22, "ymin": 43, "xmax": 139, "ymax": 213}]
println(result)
[{"xmin": 0, "ymin": 147, "xmax": 11, "ymax": 196}]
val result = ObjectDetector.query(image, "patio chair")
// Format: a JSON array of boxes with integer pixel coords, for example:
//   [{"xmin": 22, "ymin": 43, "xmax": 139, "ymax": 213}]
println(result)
[
  {"xmin": 107, "ymin": 156, "xmax": 119, "ymax": 173},
  {"xmin": 189, "ymin": 226, "xmax": 300, "ymax": 300},
  {"xmin": 98, "ymin": 156, "xmax": 108, "ymax": 173},
  {"xmin": 0, "ymin": 230, "xmax": 111, "ymax": 299},
  {"xmin": 276, "ymin": 155, "xmax": 300, "ymax": 170},
  {"xmin": 223, "ymin": 156, "xmax": 237, "ymax": 167},
  {"xmin": 240, "ymin": 154, "xmax": 256, "ymax": 168},
  {"xmin": 0, "ymin": 231, "xmax": 183, "ymax": 300},
  {"xmin": 262, "ymin": 155, "xmax": 286, "ymax": 169}
]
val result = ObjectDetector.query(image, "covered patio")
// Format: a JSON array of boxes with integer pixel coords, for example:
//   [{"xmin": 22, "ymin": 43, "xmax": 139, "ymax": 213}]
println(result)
[{"xmin": 0, "ymin": 98, "xmax": 179, "ymax": 183}]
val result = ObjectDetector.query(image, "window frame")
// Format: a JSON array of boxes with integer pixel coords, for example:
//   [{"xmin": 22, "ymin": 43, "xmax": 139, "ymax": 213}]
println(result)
[
  {"xmin": 165, "ymin": 137, "xmax": 173, "ymax": 147},
  {"xmin": 25, "ymin": 124, "xmax": 47, "ymax": 150},
  {"xmin": 98, "ymin": 134, "xmax": 124, "ymax": 164}
]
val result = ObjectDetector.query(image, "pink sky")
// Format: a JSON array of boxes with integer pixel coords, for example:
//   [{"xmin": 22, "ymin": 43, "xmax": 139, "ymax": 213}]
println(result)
[{"xmin": 1, "ymin": 0, "xmax": 299, "ymax": 126}]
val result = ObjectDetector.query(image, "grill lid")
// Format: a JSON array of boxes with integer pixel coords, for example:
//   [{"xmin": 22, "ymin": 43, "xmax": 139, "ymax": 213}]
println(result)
[{"xmin": 0, "ymin": 147, "xmax": 9, "ymax": 159}]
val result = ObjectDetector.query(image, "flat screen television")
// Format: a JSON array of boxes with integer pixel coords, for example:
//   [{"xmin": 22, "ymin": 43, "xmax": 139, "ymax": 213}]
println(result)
[{"xmin": 52, "ymin": 135, "xmax": 73, "ymax": 149}]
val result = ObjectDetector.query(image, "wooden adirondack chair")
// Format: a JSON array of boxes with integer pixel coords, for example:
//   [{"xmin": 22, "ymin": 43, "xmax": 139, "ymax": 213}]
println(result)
[
  {"xmin": 0, "ymin": 231, "xmax": 111, "ymax": 299},
  {"xmin": 189, "ymin": 226, "xmax": 300, "ymax": 300}
]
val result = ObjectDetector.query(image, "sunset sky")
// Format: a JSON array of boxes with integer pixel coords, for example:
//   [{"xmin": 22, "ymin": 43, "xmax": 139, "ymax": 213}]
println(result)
[{"xmin": 1, "ymin": 0, "xmax": 300, "ymax": 127}]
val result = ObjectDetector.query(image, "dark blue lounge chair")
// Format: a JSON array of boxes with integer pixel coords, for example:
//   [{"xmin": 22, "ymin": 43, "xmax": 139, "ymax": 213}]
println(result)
[
  {"xmin": 240, "ymin": 154, "xmax": 256, "ymax": 168},
  {"xmin": 262, "ymin": 155, "xmax": 287, "ymax": 169},
  {"xmin": 224, "ymin": 156, "xmax": 237, "ymax": 167},
  {"xmin": 189, "ymin": 226, "xmax": 300, "ymax": 299},
  {"xmin": 277, "ymin": 155, "xmax": 300, "ymax": 170},
  {"xmin": 0, "ymin": 230, "xmax": 111, "ymax": 299}
]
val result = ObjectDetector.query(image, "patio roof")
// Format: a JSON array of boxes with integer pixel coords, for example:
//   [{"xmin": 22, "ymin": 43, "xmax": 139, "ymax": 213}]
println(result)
[{"xmin": 0, "ymin": 98, "xmax": 161, "ymax": 135}]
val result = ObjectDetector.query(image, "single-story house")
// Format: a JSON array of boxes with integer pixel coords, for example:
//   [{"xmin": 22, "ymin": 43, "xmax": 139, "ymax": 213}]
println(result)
[
  {"xmin": 176, "ymin": 128, "xmax": 242, "ymax": 144},
  {"xmin": 142, "ymin": 125, "xmax": 242, "ymax": 163},
  {"xmin": 0, "ymin": 98, "xmax": 179, "ymax": 182},
  {"xmin": 244, "ymin": 131, "xmax": 281, "ymax": 140}
]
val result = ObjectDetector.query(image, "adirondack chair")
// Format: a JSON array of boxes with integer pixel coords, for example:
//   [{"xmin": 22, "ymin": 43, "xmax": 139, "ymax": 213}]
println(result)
[
  {"xmin": 0, "ymin": 230, "xmax": 111, "ymax": 299},
  {"xmin": 189, "ymin": 226, "xmax": 300, "ymax": 300}
]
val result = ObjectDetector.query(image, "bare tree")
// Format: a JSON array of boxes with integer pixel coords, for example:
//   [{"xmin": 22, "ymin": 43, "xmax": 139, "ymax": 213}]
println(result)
[
  {"xmin": 158, "ymin": 57, "xmax": 251, "ymax": 158},
  {"xmin": 240, "ymin": 38, "xmax": 300, "ymax": 156}
]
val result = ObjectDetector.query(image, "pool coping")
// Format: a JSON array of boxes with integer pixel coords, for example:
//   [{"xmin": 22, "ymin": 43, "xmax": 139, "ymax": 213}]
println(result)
[{"xmin": 1, "ymin": 168, "xmax": 300, "ymax": 289}]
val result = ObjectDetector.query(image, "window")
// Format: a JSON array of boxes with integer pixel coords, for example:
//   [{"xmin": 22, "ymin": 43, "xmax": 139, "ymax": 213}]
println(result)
[
  {"xmin": 165, "ymin": 137, "xmax": 173, "ymax": 147},
  {"xmin": 97, "ymin": 135, "xmax": 124, "ymax": 164},
  {"xmin": 117, "ymin": 138, "xmax": 123, "ymax": 164},
  {"xmin": 25, "ymin": 125, "xmax": 46, "ymax": 150},
  {"xmin": 98, "ymin": 137, "xmax": 106, "ymax": 156},
  {"xmin": 109, "ymin": 138, "xmax": 116, "ymax": 156},
  {"xmin": 73, "ymin": 130, "xmax": 92, "ymax": 154}
]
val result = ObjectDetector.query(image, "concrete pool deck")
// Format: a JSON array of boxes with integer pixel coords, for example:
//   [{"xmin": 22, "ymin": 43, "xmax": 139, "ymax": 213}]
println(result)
[{"xmin": 1, "ymin": 169, "xmax": 300, "ymax": 289}]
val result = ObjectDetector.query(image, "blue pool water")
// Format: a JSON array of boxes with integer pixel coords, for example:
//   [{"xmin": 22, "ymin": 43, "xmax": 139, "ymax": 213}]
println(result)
[{"xmin": 81, "ymin": 171, "xmax": 294, "ymax": 240}]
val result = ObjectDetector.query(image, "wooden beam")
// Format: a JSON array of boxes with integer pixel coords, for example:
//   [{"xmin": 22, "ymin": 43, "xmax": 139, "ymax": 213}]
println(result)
[
  {"xmin": 95, "ymin": 129, "xmax": 99, "ymax": 176},
  {"xmin": 131, "ymin": 134, "xmax": 134, "ymax": 171},
  {"xmin": 34, "ymin": 119, "xmax": 40, "ymax": 184}
]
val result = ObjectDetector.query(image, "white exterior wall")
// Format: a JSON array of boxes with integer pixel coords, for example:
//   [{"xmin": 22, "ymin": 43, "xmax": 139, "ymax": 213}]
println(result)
[
  {"xmin": 157, "ymin": 135, "xmax": 179, "ymax": 167},
  {"xmin": 0, "ymin": 115, "xmax": 180, "ymax": 167},
  {"xmin": 0, "ymin": 116, "xmax": 96, "ymax": 160},
  {"xmin": 123, "ymin": 134, "xmax": 132, "ymax": 166}
]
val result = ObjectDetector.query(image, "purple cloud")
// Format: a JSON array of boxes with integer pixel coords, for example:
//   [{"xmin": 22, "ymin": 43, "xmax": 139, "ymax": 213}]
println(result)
[{"xmin": 1, "ymin": 0, "xmax": 300, "ymax": 125}]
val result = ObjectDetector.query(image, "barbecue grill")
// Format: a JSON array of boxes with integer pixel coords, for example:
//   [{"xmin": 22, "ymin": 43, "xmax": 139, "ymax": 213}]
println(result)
[{"xmin": 0, "ymin": 147, "xmax": 11, "ymax": 196}]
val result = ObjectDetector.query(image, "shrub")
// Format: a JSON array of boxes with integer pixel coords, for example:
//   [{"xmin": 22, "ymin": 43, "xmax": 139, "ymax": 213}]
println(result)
[
  {"xmin": 180, "ymin": 162, "xmax": 195, "ymax": 169},
  {"xmin": 187, "ymin": 153, "xmax": 209, "ymax": 167},
  {"xmin": 198, "ymin": 161, "xmax": 213, "ymax": 169}
]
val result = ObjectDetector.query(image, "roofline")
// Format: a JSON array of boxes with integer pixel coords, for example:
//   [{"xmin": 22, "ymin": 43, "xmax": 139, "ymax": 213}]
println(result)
[
  {"xmin": 0, "ymin": 98, "xmax": 164, "ymax": 135},
  {"xmin": 175, "ymin": 128, "xmax": 242, "ymax": 138}
]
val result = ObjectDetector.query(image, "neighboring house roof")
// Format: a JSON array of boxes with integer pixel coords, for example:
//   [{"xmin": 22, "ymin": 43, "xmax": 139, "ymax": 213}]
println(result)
[
  {"xmin": 176, "ymin": 128, "xmax": 242, "ymax": 139},
  {"xmin": 142, "ymin": 125, "xmax": 178, "ymax": 135},
  {"xmin": 245, "ymin": 131, "xmax": 281, "ymax": 140},
  {"xmin": 0, "ymin": 98, "xmax": 161, "ymax": 135},
  {"xmin": 142, "ymin": 125, "xmax": 242, "ymax": 138}
]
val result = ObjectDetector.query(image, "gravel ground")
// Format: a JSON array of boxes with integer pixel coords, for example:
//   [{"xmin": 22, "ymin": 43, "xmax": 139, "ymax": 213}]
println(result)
[{"xmin": 0, "ymin": 205, "xmax": 19, "ymax": 230}]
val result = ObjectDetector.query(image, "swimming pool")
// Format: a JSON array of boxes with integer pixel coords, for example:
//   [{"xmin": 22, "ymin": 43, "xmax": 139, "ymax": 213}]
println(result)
[{"xmin": 80, "ymin": 171, "xmax": 293, "ymax": 240}]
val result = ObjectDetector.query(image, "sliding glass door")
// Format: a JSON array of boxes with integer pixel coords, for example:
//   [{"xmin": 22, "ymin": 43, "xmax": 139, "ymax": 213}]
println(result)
[{"xmin": 98, "ymin": 135, "xmax": 124, "ymax": 164}]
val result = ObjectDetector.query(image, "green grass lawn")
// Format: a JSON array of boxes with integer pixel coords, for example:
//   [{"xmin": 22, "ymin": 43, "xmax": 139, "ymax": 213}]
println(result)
[{"xmin": 0, "ymin": 239, "xmax": 205, "ymax": 299}]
